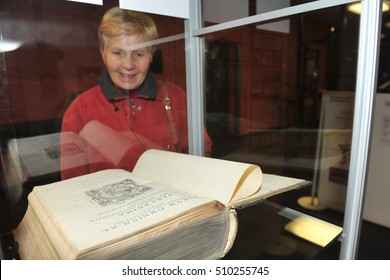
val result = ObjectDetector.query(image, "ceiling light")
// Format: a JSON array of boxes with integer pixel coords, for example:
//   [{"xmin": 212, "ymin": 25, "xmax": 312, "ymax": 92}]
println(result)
[{"xmin": 348, "ymin": 1, "xmax": 390, "ymax": 14}]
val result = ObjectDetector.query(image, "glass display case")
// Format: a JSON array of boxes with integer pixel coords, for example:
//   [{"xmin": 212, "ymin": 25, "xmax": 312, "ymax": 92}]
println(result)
[
  {"xmin": 0, "ymin": 0, "xmax": 388, "ymax": 260},
  {"xmin": 1, "ymin": 183, "xmax": 345, "ymax": 260}
]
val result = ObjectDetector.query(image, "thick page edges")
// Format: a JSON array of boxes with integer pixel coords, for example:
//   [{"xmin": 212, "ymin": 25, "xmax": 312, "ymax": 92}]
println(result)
[
  {"xmin": 133, "ymin": 149, "xmax": 262, "ymax": 205},
  {"xmin": 220, "ymin": 209, "xmax": 238, "ymax": 258}
]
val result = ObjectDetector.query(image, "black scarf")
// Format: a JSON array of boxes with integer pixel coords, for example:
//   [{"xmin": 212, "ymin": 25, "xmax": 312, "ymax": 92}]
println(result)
[{"xmin": 98, "ymin": 68, "xmax": 158, "ymax": 101}]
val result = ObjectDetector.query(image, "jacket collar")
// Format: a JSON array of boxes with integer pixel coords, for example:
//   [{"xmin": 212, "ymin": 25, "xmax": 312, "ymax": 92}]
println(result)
[{"xmin": 98, "ymin": 68, "xmax": 158, "ymax": 101}]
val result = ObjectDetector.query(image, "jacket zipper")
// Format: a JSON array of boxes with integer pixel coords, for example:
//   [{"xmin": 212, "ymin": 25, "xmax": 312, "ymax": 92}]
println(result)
[{"xmin": 130, "ymin": 98, "xmax": 136, "ymax": 115}]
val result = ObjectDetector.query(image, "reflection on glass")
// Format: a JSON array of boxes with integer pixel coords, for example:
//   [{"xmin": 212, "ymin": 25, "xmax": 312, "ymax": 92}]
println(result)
[
  {"xmin": 203, "ymin": 5, "xmax": 361, "ymax": 248},
  {"xmin": 203, "ymin": 6, "xmax": 359, "ymax": 166},
  {"xmin": 202, "ymin": 0, "xmax": 313, "ymax": 26}
]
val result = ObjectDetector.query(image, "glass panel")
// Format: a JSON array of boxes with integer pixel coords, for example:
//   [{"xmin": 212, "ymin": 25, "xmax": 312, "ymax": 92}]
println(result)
[
  {"xmin": 224, "ymin": 196, "xmax": 342, "ymax": 259},
  {"xmin": 202, "ymin": 0, "xmax": 316, "ymax": 26},
  {"xmin": 378, "ymin": 13, "xmax": 390, "ymax": 92},
  {"xmin": 0, "ymin": 0, "xmax": 186, "ymax": 232},
  {"xmin": 203, "ymin": 4, "xmax": 361, "ymax": 258}
]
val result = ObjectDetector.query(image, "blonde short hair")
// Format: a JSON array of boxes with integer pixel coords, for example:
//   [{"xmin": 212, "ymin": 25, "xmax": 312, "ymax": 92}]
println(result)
[{"xmin": 98, "ymin": 7, "xmax": 159, "ymax": 55}]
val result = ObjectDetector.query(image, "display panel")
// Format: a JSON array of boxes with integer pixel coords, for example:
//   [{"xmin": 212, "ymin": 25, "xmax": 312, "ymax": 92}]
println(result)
[
  {"xmin": 0, "ymin": 0, "xmax": 187, "ymax": 231},
  {"xmin": 202, "ymin": 5, "xmax": 361, "ymax": 238}
]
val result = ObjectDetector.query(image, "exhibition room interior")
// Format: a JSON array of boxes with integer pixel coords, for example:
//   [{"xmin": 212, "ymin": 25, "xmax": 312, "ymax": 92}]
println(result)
[{"xmin": 0, "ymin": 0, "xmax": 389, "ymax": 259}]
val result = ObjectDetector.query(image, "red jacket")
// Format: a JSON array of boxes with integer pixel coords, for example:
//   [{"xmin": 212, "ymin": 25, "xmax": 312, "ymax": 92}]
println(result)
[{"xmin": 61, "ymin": 74, "xmax": 212, "ymax": 180}]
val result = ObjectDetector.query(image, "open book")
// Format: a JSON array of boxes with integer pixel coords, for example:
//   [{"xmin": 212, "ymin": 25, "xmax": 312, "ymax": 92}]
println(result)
[
  {"xmin": 7, "ymin": 132, "xmax": 84, "ymax": 184},
  {"xmin": 6, "ymin": 120, "xmax": 160, "ymax": 184},
  {"xmin": 13, "ymin": 149, "xmax": 308, "ymax": 260}
]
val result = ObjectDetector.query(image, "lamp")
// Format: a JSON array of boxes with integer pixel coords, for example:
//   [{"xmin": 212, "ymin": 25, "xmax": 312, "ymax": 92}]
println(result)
[
  {"xmin": 0, "ymin": 39, "xmax": 22, "ymax": 53},
  {"xmin": 265, "ymin": 201, "xmax": 343, "ymax": 249},
  {"xmin": 348, "ymin": 1, "xmax": 390, "ymax": 14},
  {"xmin": 284, "ymin": 215, "xmax": 342, "ymax": 247}
]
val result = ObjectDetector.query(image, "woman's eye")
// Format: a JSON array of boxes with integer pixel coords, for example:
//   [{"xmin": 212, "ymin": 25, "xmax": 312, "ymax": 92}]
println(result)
[{"xmin": 113, "ymin": 50, "xmax": 124, "ymax": 57}]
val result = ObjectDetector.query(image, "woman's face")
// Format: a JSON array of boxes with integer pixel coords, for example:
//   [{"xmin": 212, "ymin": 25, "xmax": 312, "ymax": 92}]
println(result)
[{"xmin": 100, "ymin": 34, "xmax": 152, "ymax": 91}]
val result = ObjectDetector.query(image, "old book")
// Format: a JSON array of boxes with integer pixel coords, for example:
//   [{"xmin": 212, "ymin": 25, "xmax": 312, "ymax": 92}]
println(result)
[
  {"xmin": 13, "ymin": 149, "xmax": 308, "ymax": 260},
  {"xmin": 7, "ymin": 131, "xmax": 87, "ymax": 184},
  {"xmin": 6, "ymin": 120, "xmax": 152, "ymax": 184}
]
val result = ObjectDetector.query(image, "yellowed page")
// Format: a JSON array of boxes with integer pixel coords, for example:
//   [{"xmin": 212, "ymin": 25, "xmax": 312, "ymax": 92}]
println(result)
[
  {"xmin": 31, "ymin": 169, "xmax": 213, "ymax": 258},
  {"xmin": 133, "ymin": 149, "xmax": 262, "ymax": 205},
  {"xmin": 231, "ymin": 174, "xmax": 309, "ymax": 208}
]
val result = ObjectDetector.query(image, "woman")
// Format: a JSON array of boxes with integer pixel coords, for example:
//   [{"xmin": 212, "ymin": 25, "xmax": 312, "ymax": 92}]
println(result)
[{"xmin": 60, "ymin": 7, "xmax": 212, "ymax": 180}]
